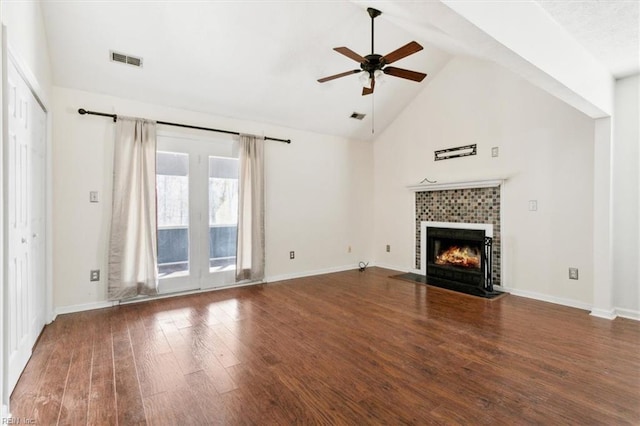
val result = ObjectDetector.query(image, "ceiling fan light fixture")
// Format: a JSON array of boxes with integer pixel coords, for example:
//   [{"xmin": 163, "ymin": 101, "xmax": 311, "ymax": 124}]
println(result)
[
  {"xmin": 374, "ymin": 69, "xmax": 385, "ymax": 84},
  {"xmin": 359, "ymin": 72, "xmax": 372, "ymax": 88}
]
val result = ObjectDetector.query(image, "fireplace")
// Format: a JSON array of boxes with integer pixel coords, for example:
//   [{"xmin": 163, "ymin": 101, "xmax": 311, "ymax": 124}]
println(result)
[{"xmin": 421, "ymin": 221, "xmax": 494, "ymax": 294}]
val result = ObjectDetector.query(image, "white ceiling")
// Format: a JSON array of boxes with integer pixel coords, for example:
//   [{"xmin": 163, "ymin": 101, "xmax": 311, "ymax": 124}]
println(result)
[
  {"xmin": 536, "ymin": 0, "xmax": 639, "ymax": 79},
  {"xmin": 40, "ymin": 1, "xmax": 639, "ymax": 141}
]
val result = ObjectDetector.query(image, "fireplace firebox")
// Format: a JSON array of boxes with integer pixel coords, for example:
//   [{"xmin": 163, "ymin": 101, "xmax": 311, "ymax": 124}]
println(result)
[{"xmin": 426, "ymin": 227, "xmax": 494, "ymax": 293}]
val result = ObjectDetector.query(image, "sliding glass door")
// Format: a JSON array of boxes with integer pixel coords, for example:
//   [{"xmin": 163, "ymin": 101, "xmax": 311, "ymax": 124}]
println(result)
[{"xmin": 156, "ymin": 132, "xmax": 239, "ymax": 294}]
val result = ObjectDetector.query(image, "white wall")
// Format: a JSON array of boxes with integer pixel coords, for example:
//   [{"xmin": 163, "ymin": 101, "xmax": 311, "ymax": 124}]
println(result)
[
  {"xmin": 51, "ymin": 87, "xmax": 373, "ymax": 311},
  {"xmin": 612, "ymin": 74, "xmax": 640, "ymax": 317},
  {"xmin": 1, "ymin": 0, "xmax": 52, "ymax": 102},
  {"xmin": 373, "ymin": 56, "xmax": 595, "ymax": 307}
]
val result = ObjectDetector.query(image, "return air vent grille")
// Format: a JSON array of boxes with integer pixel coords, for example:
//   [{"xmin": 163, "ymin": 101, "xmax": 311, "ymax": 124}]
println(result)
[
  {"xmin": 110, "ymin": 51, "xmax": 143, "ymax": 67},
  {"xmin": 350, "ymin": 112, "xmax": 366, "ymax": 120}
]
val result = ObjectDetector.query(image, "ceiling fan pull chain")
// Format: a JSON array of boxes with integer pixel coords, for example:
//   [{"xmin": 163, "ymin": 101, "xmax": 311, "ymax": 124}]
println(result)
[{"xmin": 371, "ymin": 93, "xmax": 375, "ymax": 134}]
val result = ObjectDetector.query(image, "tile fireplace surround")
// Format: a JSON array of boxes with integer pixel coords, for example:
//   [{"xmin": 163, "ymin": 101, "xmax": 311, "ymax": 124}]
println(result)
[{"xmin": 414, "ymin": 186, "xmax": 501, "ymax": 287}]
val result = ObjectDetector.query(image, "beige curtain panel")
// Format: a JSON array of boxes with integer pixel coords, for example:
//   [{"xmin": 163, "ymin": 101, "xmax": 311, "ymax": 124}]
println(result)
[
  {"xmin": 236, "ymin": 134, "xmax": 265, "ymax": 282},
  {"xmin": 108, "ymin": 117, "xmax": 159, "ymax": 300}
]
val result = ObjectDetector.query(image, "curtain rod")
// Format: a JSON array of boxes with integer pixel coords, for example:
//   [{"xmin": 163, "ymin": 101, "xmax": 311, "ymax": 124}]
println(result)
[{"xmin": 77, "ymin": 108, "xmax": 291, "ymax": 144}]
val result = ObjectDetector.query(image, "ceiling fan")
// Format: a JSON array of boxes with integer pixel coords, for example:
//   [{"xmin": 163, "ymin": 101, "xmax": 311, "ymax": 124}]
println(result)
[{"xmin": 317, "ymin": 7, "xmax": 427, "ymax": 96}]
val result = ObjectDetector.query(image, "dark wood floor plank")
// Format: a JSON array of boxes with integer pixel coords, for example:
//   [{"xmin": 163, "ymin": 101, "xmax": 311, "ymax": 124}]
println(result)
[
  {"xmin": 8, "ymin": 337, "xmax": 54, "ymax": 419},
  {"xmin": 183, "ymin": 370, "xmax": 234, "ymax": 425},
  {"xmin": 30, "ymin": 344, "xmax": 73, "ymax": 424},
  {"xmin": 180, "ymin": 323, "xmax": 241, "ymax": 368},
  {"xmin": 10, "ymin": 268, "xmax": 640, "ymax": 424},
  {"xmin": 135, "ymin": 350, "xmax": 188, "ymax": 398},
  {"xmin": 86, "ymin": 333, "xmax": 118, "ymax": 426},
  {"xmin": 143, "ymin": 386, "xmax": 208, "ymax": 426},
  {"xmin": 57, "ymin": 344, "xmax": 92, "ymax": 425},
  {"xmin": 112, "ymin": 317, "xmax": 147, "ymax": 425}
]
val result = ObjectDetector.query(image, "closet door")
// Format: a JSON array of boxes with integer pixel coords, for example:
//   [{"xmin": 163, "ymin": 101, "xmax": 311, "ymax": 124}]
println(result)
[{"xmin": 5, "ymin": 60, "xmax": 47, "ymax": 394}]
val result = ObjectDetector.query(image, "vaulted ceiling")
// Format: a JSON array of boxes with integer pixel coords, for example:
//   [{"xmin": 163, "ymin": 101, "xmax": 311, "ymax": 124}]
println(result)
[{"xmin": 40, "ymin": 1, "xmax": 639, "ymax": 141}]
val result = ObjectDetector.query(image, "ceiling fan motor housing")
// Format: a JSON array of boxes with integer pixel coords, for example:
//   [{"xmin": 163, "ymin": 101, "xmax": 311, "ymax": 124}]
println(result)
[{"xmin": 361, "ymin": 54, "xmax": 385, "ymax": 75}]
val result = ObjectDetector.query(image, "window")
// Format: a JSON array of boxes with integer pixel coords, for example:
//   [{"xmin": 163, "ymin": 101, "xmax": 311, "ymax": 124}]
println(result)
[
  {"xmin": 156, "ymin": 151, "xmax": 189, "ymax": 277},
  {"xmin": 209, "ymin": 156, "xmax": 239, "ymax": 272}
]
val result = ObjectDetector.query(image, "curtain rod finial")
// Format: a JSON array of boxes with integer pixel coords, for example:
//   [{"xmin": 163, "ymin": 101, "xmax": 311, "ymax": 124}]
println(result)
[{"xmin": 78, "ymin": 108, "xmax": 87, "ymax": 115}]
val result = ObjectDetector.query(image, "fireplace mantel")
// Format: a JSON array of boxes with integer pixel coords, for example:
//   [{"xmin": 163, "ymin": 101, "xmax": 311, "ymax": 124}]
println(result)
[{"xmin": 407, "ymin": 178, "xmax": 504, "ymax": 192}]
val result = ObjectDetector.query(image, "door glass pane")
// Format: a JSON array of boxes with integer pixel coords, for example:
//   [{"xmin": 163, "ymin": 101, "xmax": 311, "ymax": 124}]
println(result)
[
  {"xmin": 157, "ymin": 151, "xmax": 189, "ymax": 277},
  {"xmin": 209, "ymin": 156, "xmax": 238, "ymax": 272}
]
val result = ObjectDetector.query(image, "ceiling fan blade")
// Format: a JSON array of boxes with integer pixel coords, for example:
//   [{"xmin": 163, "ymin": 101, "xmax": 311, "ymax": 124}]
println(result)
[
  {"xmin": 334, "ymin": 47, "xmax": 367, "ymax": 63},
  {"xmin": 362, "ymin": 77, "xmax": 375, "ymax": 96},
  {"xmin": 381, "ymin": 41, "xmax": 423, "ymax": 65},
  {"xmin": 317, "ymin": 69, "xmax": 362, "ymax": 83},
  {"xmin": 383, "ymin": 66, "xmax": 427, "ymax": 82}
]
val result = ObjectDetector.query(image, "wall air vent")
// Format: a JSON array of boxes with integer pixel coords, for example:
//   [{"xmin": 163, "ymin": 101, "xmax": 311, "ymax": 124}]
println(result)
[
  {"xmin": 110, "ymin": 51, "xmax": 143, "ymax": 67},
  {"xmin": 350, "ymin": 112, "xmax": 366, "ymax": 120}
]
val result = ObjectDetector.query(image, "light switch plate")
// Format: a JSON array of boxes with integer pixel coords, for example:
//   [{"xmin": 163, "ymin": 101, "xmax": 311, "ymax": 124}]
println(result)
[
  {"xmin": 491, "ymin": 147, "xmax": 499, "ymax": 157},
  {"xmin": 90, "ymin": 191, "xmax": 99, "ymax": 203}
]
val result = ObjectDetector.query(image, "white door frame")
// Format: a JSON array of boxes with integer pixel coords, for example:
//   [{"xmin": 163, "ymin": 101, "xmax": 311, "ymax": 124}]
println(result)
[
  {"xmin": 2, "ymin": 42, "xmax": 53, "ymax": 415},
  {"xmin": 1, "ymin": 23, "xmax": 6, "ymax": 421}
]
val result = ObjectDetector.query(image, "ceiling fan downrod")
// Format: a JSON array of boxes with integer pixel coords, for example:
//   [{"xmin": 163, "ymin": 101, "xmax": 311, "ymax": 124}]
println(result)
[{"xmin": 368, "ymin": 7, "xmax": 382, "ymax": 56}]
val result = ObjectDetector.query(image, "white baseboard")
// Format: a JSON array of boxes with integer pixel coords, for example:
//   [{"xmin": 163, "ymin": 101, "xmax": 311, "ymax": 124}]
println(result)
[
  {"xmin": 266, "ymin": 264, "xmax": 362, "ymax": 283},
  {"xmin": 53, "ymin": 281, "xmax": 267, "ymax": 316},
  {"xmin": 52, "ymin": 267, "xmax": 363, "ymax": 317},
  {"xmin": 51, "ymin": 269, "xmax": 640, "ymax": 323},
  {"xmin": 54, "ymin": 300, "xmax": 117, "ymax": 318},
  {"xmin": 590, "ymin": 308, "xmax": 617, "ymax": 320},
  {"xmin": 367, "ymin": 262, "xmax": 409, "ymax": 274},
  {"xmin": 497, "ymin": 286, "xmax": 593, "ymax": 312},
  {"xmin": 615, "ymin": 307, "xmax": 640, "ymax": 321}
]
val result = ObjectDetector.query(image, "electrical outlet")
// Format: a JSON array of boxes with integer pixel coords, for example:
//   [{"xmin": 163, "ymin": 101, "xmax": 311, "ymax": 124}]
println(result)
[
  {"xmin": 528, "ymin": 200, "xmax": 538, "ymax": 211},
  {"xmin": 491, "ymin": 147, "xmax": 499, "ymax": 157},
  {"xmin": 569, "ymin": 268, "xmax": 579, "ymax": 280},
  {"xmin": 90, "ymin": 191, "xmax": 99, "ymax": 203},
  {"xmin": 289, "ymin": 251, "xmax": 295, "ymax": 260},
  {"xmin": 386, "ymin": 244, "xmax": 390, "ymax": 253},
  {"xmin": 90, "ymin": 269, "xmax": 100, "ymax": 282}
]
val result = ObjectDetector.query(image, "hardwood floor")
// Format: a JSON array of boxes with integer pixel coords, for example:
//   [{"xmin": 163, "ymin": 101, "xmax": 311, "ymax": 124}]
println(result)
[{"xmin": 9, "ymin": 267, "xmax": 640, "ymax": 425}]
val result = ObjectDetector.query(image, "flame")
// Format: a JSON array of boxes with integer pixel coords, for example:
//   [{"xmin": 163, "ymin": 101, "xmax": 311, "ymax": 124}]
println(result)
[{"xmin": 435, "ymin": 246, "xmax": 480, "ymax": 269}]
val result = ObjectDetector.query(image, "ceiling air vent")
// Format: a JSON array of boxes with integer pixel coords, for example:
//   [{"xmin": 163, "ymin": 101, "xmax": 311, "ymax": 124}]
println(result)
[
  {"xmin": 110, "ymin": 51, "xmax": 143, "ymax": 68},
  {"xmin": 350, "ymin": 112, "xmax": 366, "ymax": 120}
]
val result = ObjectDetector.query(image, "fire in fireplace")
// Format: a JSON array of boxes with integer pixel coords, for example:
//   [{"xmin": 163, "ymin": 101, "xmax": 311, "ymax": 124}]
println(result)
[
  {"xmin": 435, "ymin": 245, "xmax": 481, "ymax": 269},
  {"xmin": 426, "ymin": 226, "xmax": 493, "ymax": 293}
]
